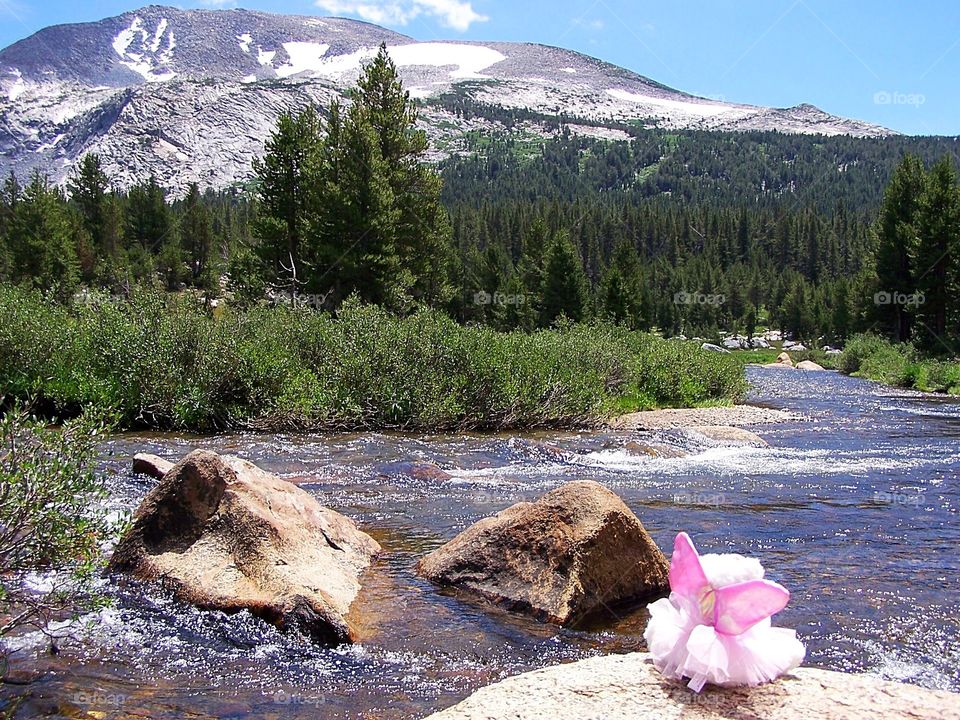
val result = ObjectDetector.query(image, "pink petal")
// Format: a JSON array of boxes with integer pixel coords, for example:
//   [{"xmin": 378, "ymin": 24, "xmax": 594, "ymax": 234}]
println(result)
[
  {"xmin": 669, "ymin": 532, "xmax": 709, "ymax": 599},
  {"xmin": 713, "ymin": 579, "xmax": 790, "ymax": 635}
]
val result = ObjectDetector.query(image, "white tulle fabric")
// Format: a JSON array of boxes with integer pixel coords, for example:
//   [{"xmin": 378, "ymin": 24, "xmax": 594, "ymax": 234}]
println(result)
[{"xmin": 644, "ymin": 534, "xmax": 806, "ymax": 692}]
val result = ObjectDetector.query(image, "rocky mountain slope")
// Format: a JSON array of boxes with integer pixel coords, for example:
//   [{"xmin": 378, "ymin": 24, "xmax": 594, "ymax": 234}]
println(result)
[{"xmin": 0, "ymin": 5, "xmax": 893, "ymax": 195}]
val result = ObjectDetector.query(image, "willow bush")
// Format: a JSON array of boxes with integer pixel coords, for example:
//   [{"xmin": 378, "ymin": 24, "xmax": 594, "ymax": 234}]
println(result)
[{"xmin": 0, "ymin": 286, "xmax": 746, "ymax": 432}]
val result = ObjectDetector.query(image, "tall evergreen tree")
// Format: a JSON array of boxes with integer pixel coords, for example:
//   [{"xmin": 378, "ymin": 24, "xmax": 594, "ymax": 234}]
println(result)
[
  {"xmin": 253, "ymin": 105, "xmax": 323, "ymax": 291},
  {"xmin": 874, "ymin": 155, "xmax": 926, "ymax": 342},
  {"xmin": 8, "ymin": 173, "xmax": 79, "ymax": 297},
  {"xmin": 180, "ymin": 182, "xmax": 216, "ymax": 292},
  {"xmin": 67, "ymin": 155, "xmax": 113, "ymax": 262},
  {"xmin": 913, "ymin": 156, "xmax": 960, "ymax": 351},
  {"xmin": 541, "ymin": 233, "xmax": 589, "ymax": 325},
  {"xmin": 349, "ymin": 44, "xmax": 453, "ymax": 307},
  {"xmin": 306, "ymin": 45, "xmax": 453, "ymax": 309},
  {"xmin": 0, "ymin": 173, "xmax": 20, "ymax": 281}
]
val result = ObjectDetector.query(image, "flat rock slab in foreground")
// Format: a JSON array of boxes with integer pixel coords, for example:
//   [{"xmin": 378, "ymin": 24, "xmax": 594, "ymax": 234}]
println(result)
[
  {"xmin": 418, "ymin": 480, "xmax": 669, "ymax": 626},
  {"xmin": 110, "ymin": 449, "xmax": 381, "ymax": 644},
  {"xmin": 422, "ymin": 652, "xmax": 960, "ymax": 720},
  {"xmin": 610, "ymin": 405, "xmax": 796, "ymax": 431}
]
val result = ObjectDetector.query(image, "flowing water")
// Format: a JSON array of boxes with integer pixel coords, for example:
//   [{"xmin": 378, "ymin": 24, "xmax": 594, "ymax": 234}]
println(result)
[{"xmin": 2, "ymin": 367, "xmax": 959, "ymax": 718}]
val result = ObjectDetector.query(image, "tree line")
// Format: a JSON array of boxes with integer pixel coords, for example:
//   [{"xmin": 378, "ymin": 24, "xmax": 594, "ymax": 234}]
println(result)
[{"xmin": 0, "ymin": 44, "xmax": 957, "ymax": 352}]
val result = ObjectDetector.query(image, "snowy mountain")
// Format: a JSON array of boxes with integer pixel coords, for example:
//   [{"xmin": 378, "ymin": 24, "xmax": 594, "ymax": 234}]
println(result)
[{"xmin": 0, "ymin": 5, "xmax": 893, "ymax": 196}]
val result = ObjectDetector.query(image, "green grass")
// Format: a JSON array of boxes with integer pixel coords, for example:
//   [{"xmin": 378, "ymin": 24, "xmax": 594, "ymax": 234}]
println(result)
[
  {"xmin": 731, "ymin": 345, "xmax": 839, "ymax": 369},
  {"xmin": 0, "ymin": 286, "xmax": 746, "ymax": 433},
  {"xmin": 838, "ymin": 334, "xmax": 960, "ymax": 395}
]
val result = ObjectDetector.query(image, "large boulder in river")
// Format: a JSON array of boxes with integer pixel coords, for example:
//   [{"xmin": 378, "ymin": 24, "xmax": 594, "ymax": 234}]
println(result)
[
  {"xmin": 763, "ymin": 351, "xmax": 795, "ymax": 369},
  {"xmin": 109, "ymin": 449, "xmax": 381, "ymax": 644},
  {"xmin": 796, "ymin": 359, "xmax": 826, "ymax": 371},
  {"xmin": 776, "ymin": 351, "xmax": 794, "ymax": 367},
  {"xmin": 423, "ymin": 652, "xmax": 960, "ymax": 720},
  {"xmin": 418, "ymin": 480, "xmax": 669, "ymax": 626}
]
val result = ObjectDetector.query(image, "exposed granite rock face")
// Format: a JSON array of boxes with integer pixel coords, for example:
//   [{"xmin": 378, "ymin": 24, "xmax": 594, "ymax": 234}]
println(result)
[
  {"xmin": 110, "ymin": 449, "xmax": 380, "ymax": 644},
  {"xmin": 418, "ymin": 480, "xmax": 669, "ymax": 626},
  {"xmin": 0, "ymin": 6, "xmax": 892, "ymax": 197},
  {"xmin": 423, "ymin": 652, "xmax": 960, "ymax": 720}
]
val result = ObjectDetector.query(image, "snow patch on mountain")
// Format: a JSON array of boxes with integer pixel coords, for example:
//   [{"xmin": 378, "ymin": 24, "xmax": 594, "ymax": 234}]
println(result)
[
  {"xmin": 150, "ymin": 19, "xmax": 168, "ymax": 52},
  {"xmin": 257, "ymin": 47, "xmax": 276, "ymax": 66},
  {"xmin": 389, "ymin": 43, "xmax": 506, "ymax": 79},
  {"xmin": 237, "ymin": 33, "xmax": 252, "ymax": 53},
  {"xmin": 111, "ymin": 16, "xmax": 176, "ymax": 82},
  {"xmin": 6, "ymin": 68, "xmax": 26, "ymax": 100},
  {"xmin": 275, "ymin": 41, "xmax": 331, "ymax": 78},
  {"xmin": 607, "ymin": 88, "xmax": 741, "ymax": 118},
  {"xmin": 261, "ymin": 42, "xmax": 506, "ymax": 81}
]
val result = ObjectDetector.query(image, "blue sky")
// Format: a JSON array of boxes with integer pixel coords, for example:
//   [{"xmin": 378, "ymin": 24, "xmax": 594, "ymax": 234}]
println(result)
[{"xmin": 1, "ymin": 0, "xmax": 958, "ymax": 135}]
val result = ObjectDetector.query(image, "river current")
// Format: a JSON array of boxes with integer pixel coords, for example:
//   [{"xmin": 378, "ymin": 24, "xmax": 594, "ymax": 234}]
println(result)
[{"xmin": 2, "ymin": 366, "xmax": 958, "ymax": 718}]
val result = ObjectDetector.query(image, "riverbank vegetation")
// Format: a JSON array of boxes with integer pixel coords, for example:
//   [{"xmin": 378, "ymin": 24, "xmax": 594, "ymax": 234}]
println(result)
[
  {"xmin": 0, "ymin": 286, "xmax": 745, "ymax": 432},
  {"xmin": 0, "ymin": 405, "xmax": 115, "ymax": 639},
  {"xmin": 1, "ymin": 45, "xmax": 957, "ymax": 420},
  {"xmin": 838, "ymin": 334, "xmax": 960, "ymax": 395}
]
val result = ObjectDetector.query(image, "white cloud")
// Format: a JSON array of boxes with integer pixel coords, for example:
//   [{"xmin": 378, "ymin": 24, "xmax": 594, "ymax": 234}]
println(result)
[
  {"xmin": 571, "ymin": 17, "xmax": 605, "ymax": 31},
  {"xmin": 315, "ymin": 0, "xmax": 488, "ymax": 32}
]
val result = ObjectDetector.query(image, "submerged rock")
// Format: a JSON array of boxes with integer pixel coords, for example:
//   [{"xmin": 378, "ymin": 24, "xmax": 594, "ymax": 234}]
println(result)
[
  {"xmin": 418, "ymin": 480, "xmax": 669, "ymax": 626},
  {"xmin": 109, "ymin": 449, "xmax": 381, "ymax": 644},
  {"xmin": 624, "ymin": 440, "xmax": 690, "ymax": 458},
  {"xmin": 688, "ymin": 426, "xmax": 768, "ymax": 447},
  {"xmin": 422, "ymin": 652, "xmax": 960, "ymax": 720}
]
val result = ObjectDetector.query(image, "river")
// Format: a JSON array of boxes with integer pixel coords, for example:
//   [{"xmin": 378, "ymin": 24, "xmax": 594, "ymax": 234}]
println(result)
[{"xmin": 2, "ymin": 366, "xmax": 958, "ymax": 718}]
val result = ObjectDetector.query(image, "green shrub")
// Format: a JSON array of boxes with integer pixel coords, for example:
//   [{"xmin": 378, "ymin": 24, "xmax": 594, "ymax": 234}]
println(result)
[
  {"xmin": 0, "ymin": 404, "xmax": 120, "ymax": 637},
  {"xmin": 837, "ymin": 333, "xmax": 960, "ymax": 395},
  {"xmin": 0, "ymin": 287, "xmax": 747, "ymax": 431}
]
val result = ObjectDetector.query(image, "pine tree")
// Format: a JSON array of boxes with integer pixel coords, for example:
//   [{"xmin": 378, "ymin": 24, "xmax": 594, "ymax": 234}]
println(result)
[
  {"xmin": 874, "ymin": 155, "xmax": 926, "ymax": 342},
  {"xmin": 252, "ymin": 105, "xmax": 323, "ymax": 292},
  {"xmin": 67, "ymin": 154, "xmax": 114, "ymax": 267},
  {"xmin": 8, "ymin": 172, "xmax": 80, "ymax": 298},
  {"xmin": 180, "ymin": 182, "xmax": 216, "ymax": 292},
  {"xmin": 321, "ymin": 99, "xmax": 401, "ymax": 307},
  {"xmin": 348, "ymin": 44, "xmax": 453, "ymax": 307},
  {"xmin": 540, "ymin": 233, "xmax": 589, "ymax": 325},
  {"xmin": 913, "ymin": 156, "xmax": 960, "ymax": 351},
  {"xmin": 0, "ymin": 172, "xmax": 20, "ymax": 281}
]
